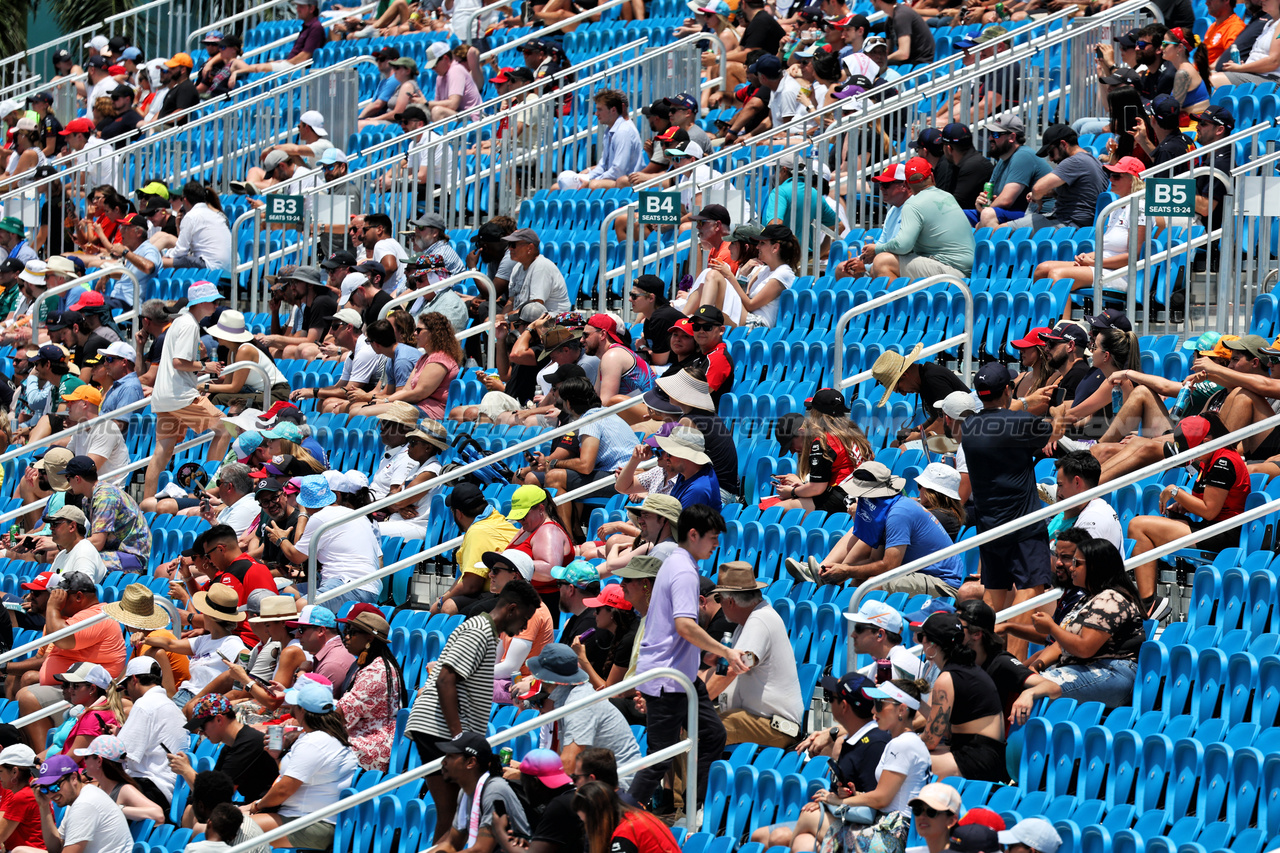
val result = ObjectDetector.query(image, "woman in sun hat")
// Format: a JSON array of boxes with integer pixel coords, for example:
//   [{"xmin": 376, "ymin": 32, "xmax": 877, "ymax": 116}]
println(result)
[
  {"xmin": 776, "ymin": 388, "xmax": 874, "ymax": 515},
  {"xmin": 914, "ymin": 463, "xmax": 965, "ymax": 540},
  {"xmin": 202, "ymin": 309, "xmax": 290, "ymax": 407},
  {"xmin": 75, "ymin": 734, "xmax": 167, "ymax": 822},
  {"xmin": 208, "ymin": 594, "xmax": 307, "ymax": 717},
  {"xmin": 141, "ymin": 582, "xmax": 247, "ymax": 707},
  {"xmin": 336, "ymin": 604, "xmax": 404, "ymax": 771}
]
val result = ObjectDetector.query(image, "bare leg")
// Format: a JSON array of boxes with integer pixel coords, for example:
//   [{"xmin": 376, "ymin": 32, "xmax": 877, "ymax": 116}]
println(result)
[
  {"xmin": 1098, "ymin": 436, "xmax": 1166, "ymax": 484},
  {"xmin": 1249, "ymin": 461, "xmax": 1280, "ymax": 478},
  {"xmin": 1128, "ymin": 515, "xmax": 1191, "ymax": 599},
  {"xmin": 871, "ymin": 252, "xmax": 901, "ymax": 277},
  {"xmin": 1098, "ymin": 385, "xmax": 1172, "ymax": 443}
]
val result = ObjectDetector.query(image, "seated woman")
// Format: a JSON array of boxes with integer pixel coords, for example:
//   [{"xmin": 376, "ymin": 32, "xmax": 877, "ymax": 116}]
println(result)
[
  {"xmin": 1010, "ymin": 327, "xmax": 1055, "ymax": 401},
  {"xmin": 74, "ymin": 735, "xmax": 167, "ymax": 822},
  {"xmin": 573, "ymin": 584, "xmax": 640, "ymax": 690},
  {"xmin": 204, "ymin": 310, "xmax": 291, "ymax": 407},
  {"xmin": 956, "ymin": 600, "xmax": 1049, "ymax": 725},
  {"xmin": 914, "ymin": 463, "xmax": 965, "ymax": 540},
  {"xmin": 1033, "ymin": 158, "xmax": 1151, "ymax": 318},
  {"xmin": 1210, "ymin": 0, "xmax": 1280, "ymax": 88},
  {"xmin": 335, "ymin": 605, "xmax": 405, "ymax": 772},
  {"xmin": 357, "ymin": 313, "xmax": 461, "ymax": 420},
  {"xmin": 574, "ymin": 782, "xmax": 681, "ymax": 853},
  {"xmin": 0, "ymin": 743, "xmax": 41, "ymax": 848},
  {"xmin": 357, "ymin": 57, "xmax": 426, "ymax": 128},
  {"xmin": 774, "ymin": 389, "xmax": 873, "ymax": 516},
  {"xmin": 918, "ymin": 612, "xmax": 1007, "ymax": 782},
  {"xmin": 1050, "ymin": 325, "xmax": 1142, "ymax": 445},
  {"xmin": 1127, "ymin": 413, "xmax": 1250, "ymax": 618},
  {"xmin": 1161, "ymin": 28, "xmax": 1213, "ymax": 115},
  {"xmin": 49, "ymin": 663, "xmax": 119, "ymax": 758},
  {"xmin": 247, "ymin": 676, "xmax": 359, "ymax": 850},
  {"xmin": 1012, "ymin": 538, "xmax": 1145, "ymax": 710}
]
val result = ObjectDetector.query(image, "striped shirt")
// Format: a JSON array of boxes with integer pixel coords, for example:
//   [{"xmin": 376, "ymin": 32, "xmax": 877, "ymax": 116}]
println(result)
[{"xmin": 406, "ymin": 613, "xmax": 499, "ymax": 740}]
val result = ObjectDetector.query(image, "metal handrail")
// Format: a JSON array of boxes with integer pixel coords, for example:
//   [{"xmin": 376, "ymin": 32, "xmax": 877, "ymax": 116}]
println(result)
[
  {"xmin": 304, "ymin": 393, "xmax": 648, "ymax": 601},
  {"xmin": 218, "ymin": 361, "xmax": 275, "ymax": 410},
  {"xmin": 901, "ymin": 589, "xmax": 1065, "ymax": 657},
  {"xmin": 0, "ymin": 397, "xmax": 155, "ymax": 469},
  {"xmin": 379, "ymin": 271, "xmax": 498, "ymax": 369},
  {"xmin": 477, "ymin": 0, "xmax": 628, "ymax": 59},
  {"xmin": 30, "ymin": 267, "xmax": 141, "ymax": 346},
  {"xmin": 833, "ymin": 275, "xmax": 974, "ymax": 390},
  {"xmin": 0, "ymin": 0, "xmax": 169, "ymax": 76},
  {"xmin": 12, "ymin": 700, "xmax": 71, "ymax": 730},
  {"xmin": 845, "ymin": 411, "xmax": 1280, "ymax": 619},
  {"xmin": 220, "ymin": 665, "xmax": 700, "ymax": 853}
]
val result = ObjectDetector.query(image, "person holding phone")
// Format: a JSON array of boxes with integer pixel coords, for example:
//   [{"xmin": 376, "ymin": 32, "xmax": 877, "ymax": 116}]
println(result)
[
  {"xmin": 114, "ymin": 657, "xmax": 189, "ymax": 803},
  {"xmin": 430, "ymin": 733, "xmax": 531, "ymax": 853}
]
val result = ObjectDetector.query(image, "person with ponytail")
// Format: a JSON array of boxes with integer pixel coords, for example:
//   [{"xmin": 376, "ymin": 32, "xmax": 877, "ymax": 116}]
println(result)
[
  {"xmin": 1052, "ymin": 325, "xmax": 1142, "ymax": 442},
  {"xmin": 335, "ymin": 605, "xmax": 405, "ymax": 772},
  {"xmin": 164, "ymin": 181, "xmax": 232, "ymax": 270},
  {"xmin": 917, "ymin": 612, "xmax": 1006, "ymax": 782},
  {"xmin": 574, "ymin": 780, "xmax": 679, "ymax": 853},
  {"xmin": 1163, "ymin": 28, "xmax": 1213, "ymax": 114},
  {"xmin": 801, "ymin": 677, "xmax": 932, "ymax": 853}
]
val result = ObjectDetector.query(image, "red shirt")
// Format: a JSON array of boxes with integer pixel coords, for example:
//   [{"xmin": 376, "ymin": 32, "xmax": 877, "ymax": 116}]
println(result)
[
  {"xmin": 610, "ymin": 810, "xmax": 681, "ymax": 853},
  {"xmin": 1194, "ymin": 448, "xmax": 1250, "ymax": 521},
  {"xmin": 0, "ymin": 786, "xmax": 44, "ymax": 851},
  {"xmin": 701, "ymin": 342, "xmax": 733, "ymax": 393},
  {"xmin": 208, "ymin": 557, "xmax": 276, "ymax": 644}
]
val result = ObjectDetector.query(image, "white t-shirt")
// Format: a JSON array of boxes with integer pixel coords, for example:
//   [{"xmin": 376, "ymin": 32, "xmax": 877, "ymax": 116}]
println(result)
[
  {"xmin": 1100, "ymin": 201, "xmax": 1147, "ymax": 290},
  {"xmin": 296, "ymin": 505, "xmax": 383, "ymax": 595},
  {"xmin": 727, "ymin": 263, "xmax": 794, "ymax": 328},
  {"xmin": 509, "ymin": 255, "xmax": 571, "ymax": 313},
  {"xmin": 769, "ymin": 75, "xmax": 807, "ymax": 129},
  {"xmin": 69, "ymin": 419, "xmax": 130, "ymax": 475},
  {"xmin": 373, "ymin": 238, "xmax": 409, "ymax": 295},
  {"xmin": 390, "ymin": 458, "xmax": 443, "ymax": 526},
  {"xmin": 278, "ymin": 730, "xmax": 360, "ymax": 818},
  {"xmin": 370, "ymin": 444, "xmax": 410, "ymax": 500},
  {"xmin": 1246, "ymin": 18, "xmax": 1279, "ymax": 75},
  {"xmin": 340, "ymin": 335, "xmax": 385, "ymax": 385},
  {"xmin": 152, "ymin": 310, "xmax": 201, "ymax": 412},
  {"xmin": 876, "ymin": 731, "xmax": 932, "ymax": 816},
  {"xmin": 51, "ymin": 538, "xmax": 108, "ymax": 583},
  {"xmin": 59, "ymin": 784, "xmax": 132, "ymax": 853},
  {"xmin": 117, "ymin": 685, "xmax": 188, "ymax": 799},
  {"xmin": 216, "ymin": 494, "xmax": 261, "ymax": 538},
  {"xmin": 408, "ymin": 129, "xmax": 456, "ymax": 186},
  {"xmin": 183, "ymin": 633, "xmax": 247, "ymax": 693},
  {"xmin": 723, "ymin": 602, "xmax": 803, "ymax": 724},
  {"xmin": 1072, "ymin": 498, "xmax": 1124, "ymax": 551},
  {"xmin": 79, "ymin": 137, "xmax": 119, "ymax": 189},
  {"xmin": 88, "ymin": 76, "xmax": 117, "ymax": 106}
]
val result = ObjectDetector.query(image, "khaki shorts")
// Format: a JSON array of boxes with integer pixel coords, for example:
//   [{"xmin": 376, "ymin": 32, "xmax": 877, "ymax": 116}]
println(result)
[
  {"xmin": 157, "ymin": 396, "xmax": 224, "ymax": 440},
  {"xmin": 276, "ymin": 814, "xmax": 336, "ymax": 850},
  {"xmin": 897, "ymin": 253, "xmax": 967, "ymax": 280},
  {"xmin": 720, "ymin": 709, "xmax": 801, "ymax": 749}
]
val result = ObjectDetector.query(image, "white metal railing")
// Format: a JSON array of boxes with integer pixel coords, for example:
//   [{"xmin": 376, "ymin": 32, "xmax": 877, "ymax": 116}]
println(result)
[
  {"xmin": 377, "ymin": 271, "xmax": 499, "ymax": 369},
  {"xmin": 29, "ymin": 268, "xmax": 141, "ymax": 346},
  {"xmin": 833, "ymin": 275, "xmax": 974, "ymax": 390}
]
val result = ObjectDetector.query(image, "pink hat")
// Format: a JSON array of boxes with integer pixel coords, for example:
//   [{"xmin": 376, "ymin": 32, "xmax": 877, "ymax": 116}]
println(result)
[{"xmin": 518, "ymin": 749, "xmax": 573, "ymax": 788}]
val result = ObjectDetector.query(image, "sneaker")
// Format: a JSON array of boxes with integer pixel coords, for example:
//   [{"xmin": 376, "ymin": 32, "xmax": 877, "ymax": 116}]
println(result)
[
  {"xmin": 1037, "ymin": 483, "xmax": 1058, "ymax": 504},
  {"xmin": 229, "ymin": 180, "xmax": 250, "ymax": 195},
  {"xmin": 807, "ymin": 557, "xmax": 822, "ymax": 582},
  {"xmin": 1146, "ymin": 596, "xmax": 1170, "ymax": 621},
  {"xmin": 784, "ymin": 558, "xmax": 809, "ymax": 583}
]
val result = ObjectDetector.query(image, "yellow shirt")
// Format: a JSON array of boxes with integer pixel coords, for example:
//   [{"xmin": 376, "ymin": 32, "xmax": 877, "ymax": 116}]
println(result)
[{"xmin": 457, "ymin": 510, "xmax": 519, "ymax": 591}]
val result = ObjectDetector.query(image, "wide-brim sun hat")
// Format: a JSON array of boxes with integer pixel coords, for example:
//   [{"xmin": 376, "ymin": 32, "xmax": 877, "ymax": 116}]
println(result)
[
  {"xmin": 871, "ymin": 343, "xmax": 925, "ymax": 407},
  {"xmin": 209, "ymin": 309, "xmax": 253, "ymax": 343},
  {"xmin": 656, "ymin": 370, "xmax": 714, "ymax": 412},
  {"xmin": 101, "ymin": 582, "xmax": 171, "ymax": 630}
]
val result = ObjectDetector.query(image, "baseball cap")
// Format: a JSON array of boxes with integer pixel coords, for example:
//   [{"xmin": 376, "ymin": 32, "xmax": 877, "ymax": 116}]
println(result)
[
  {"xmin": 998, "ymin": 819, "xmax": 1061, "ymax": 853},
  {"xmin": 947, "ymin": 825, "xmax": 1000, "ymax": 853},
  {"xmin": 1010, "ymin": 326, "xmax": 1053, "ymax": 348},
  {"xmin": 165, "ymin": 52, "xmax": 194, "ymax": 68},
  {"xmin": 550, "ymin": 559, "xmax": 599, "ymax": 589},
  {"xmin": 506, "ymin": 484, "xmax": 547, "ymax": 520},
  {"xmin": 1105, "ymin": 156, "xmax": 1145, "ymax": 178},
  {"xmin": 905, "ymin": 598, "xmax": 956, "ymax": 626},
  {"xmin": 287, "ymin": 604, "xmax": 337, "ymax": 629},
  {"xmin": 502, "ymin": 228, "xmax": 540, "ymax": 244},
  {"xmin": 21, "ymin": 571, "xmax": 54, "ymax": 591},
  {"xmin": 60, "ymin": 117, "xmax": 95, "ymax": 135},
  {"xmin": 940, "ymin": 122, "xmax": 972, "ymax": 144},
  {"xmin": 1115, "ymin": 28, "xmax": 1140, "ymax": 48},
  {"xmin": 1086, "ymin": 308, "xmax": 1132, "ymax": 332},
  {"xmin": 0, "ymin": 744, "xmax": 37, "ymax": 768},
  {"xmin": 870, "ymin": 163, "xmax": 906, "ymax": 183},
  {"xmin": 439, "ymin": 732, "xmax": 493, "ymax": 760},
  {"xmin": 910, "ymin": 782, "xmax": 963, "ymax": 814},
  {"xmin": 973, "ymin": 361, "xmax": 1013, "ymax": 398},
  {"xmin": 63, "ymin": 385, "xmax": 104, "ymax": 406},
  {"xmin": 1041, "ymin": 320, "xmax": 1088, "ymax": 348},
  {"xmin": 519, "ymin": 749, "xmax": 573, "ymax": 787},
  {"xmin": 1148, "ymin": 94, "xmax": 1182, "ymax": 125},
  {"xmin": 54, "ymin": 661, "xmax": 112, "ymax": 689},
  {"xmin": 843, "ymin": 599, "xmax": 904, "ymax": 634},
  {"xmin": 1193, "ymin": 104, "xmax": 1235, "ymax": 130},
  {"xmin": 904, "ymin": 156, "xmax": 932, "ymax": 183},
  {"xmin": 987, "ymin": 115, "xmax": 1025, "ymax": 135},
  {"xmin": 693, "ymin": 305, "xmax": 725, "ymax": 326},
  {"xmin": 1225, "ymin": 334, "xmax": 1270, "ymax": 361},
  {"xmin": 749, "ymin": 54, "xmax": 782, "ymax": 77},
  {"xmin": 446, "ymin": 483, "xmax": 488, "ymax": 515},
  {"xmin": 959, "ymin": 808, "xmax": 1006, "ymax": 831},
  {"xmin": 806, "ymin": 388, "xmax": 850, "ymax": 416},
  {"xmin": 691, "ymin": 204, "xmax": 730, "ymax": 226},
  {"xmin": 1036, "ymin": 123, "xmax": 1076, "ymax": 157},
  {"xmin": 321, "ymin": 249, "xmax": 358, "ymax": 270},
  {"xmin": 32, "ymin": 755, "xmax": 80, "ymax": 786},
  {"xmin": 283, "ymin": 675, "xmax": 336, "ymax": 713},
  {"xmin": 819, "ymin": 672, "xmax": 875, "ymax": 716}
]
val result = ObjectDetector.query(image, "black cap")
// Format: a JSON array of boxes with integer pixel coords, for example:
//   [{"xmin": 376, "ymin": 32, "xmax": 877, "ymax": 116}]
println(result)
[
  {"xmin": 546, "ymin": 362, "xmax": 587, "ymax": 385},
  {"xmin": 399, "ymin": 106, "xmax": 427, "ymax": 124},
  {"xmin": 690, "ymin": 204, "xmax": 731, "ymax": 227},
  {"xmin": 698, "ymin": 575, "xmax": 716, "ymax": 597},
  {"xmin": 45, "ymin": 311, "xmax": 73, "ymax": 332},
  {"xmin": 921, "ymin": 611, "xmax": 965, "ymax": 646},
  {"xmin": 0, "ymin": 258, "xmax": 23, "ymax": 274},
  {"xmin": 108, "ymin": 36, "xmax": 129, "ymax": 53},
  {"xmin": 759, "ymin": 223, "xmax": 793, "ymax": 242},
  {"xmin": 940, "ymin": 122, "xmax": 972, "ymax": 144},
  {"xmin": 774, "ymin": 412, "xmax": 804, "ymax": 448},
  {"xmin": 946, "ymin": 825, "xmax": 1000, "ymax": 853},
  {"xmin": 955, "ymin": 599, "xmax": 996, "ymax": 634},
  {"xmin": 1040, "ymin": 320, "xmax": 1088, "ymax": 348},
  {"xmin": 472, "ymin": 221, "xmax": 508, "ymax": 243},
  {"xmin": 86, "ymin": 55, "xmax": 108, "ymax": 69},
  {"xmin": 693, "ymin": 305, "xmax": 724, "ymax": 326},
  {"xmin": 1099, "ymin": 67, "xmax": 1141, "ymax": 86},
  {"xmin": 255, "ymin": 477, "xmax": 284, "ymax": 494},
  {"xmin": 1086, "ymin": 308, "xmax": 1132, "ymax": 332},
  {"xmin": 1036, "ymin": 123, "xmax": 1076, "ymax": 157},
  {"xmin": 64, "ymin": 455, "xmax": 98, "ymax": 480},
  {"xmin": 30, "ymin": 92, "xmax": 54, "ymax": 104},
  {"xmin": 641, "ymin": 97, "xmax": 673, "ymax": 118},
  {"xmin": 1116, "ymin": 28, "xmax": 1140, "ymax": 48},
  {"xmin": 321, "ymin": 250, "xmax": 357, "ymax": 270},
  {"xmin": 820, "ymin": 673, "xmax": 875, "ymax": 717},
  {"xmin": 372, "ymin": 46, "xmax": 401, "ymax": 61},
  {"xmin": 355, "ymin": 260, "xmax": 387, "ymax": 282},
  {"xmin": 446, "ymin": 483, "xmax": 488, "ymax": 516},
  {"xmin": 438, "ymin": 732, "xmax": 493, "ymax": 761},
  {"xmin": 973, "ymin": 362, "xmax": 1013, "ymax": 398},
  {"xmin": 915, "ymin": 127, "xmax": 945, "ymax": 155},
  {"xmin": 633, "ymin": 274, "xmax": 668, "ymax": 302},
  {"xmin": 1193, "ymin": 104, "xmax": 1235, "ymax": 130},
  {"xmin": 53, "ymin": 49, "xmax": 72, "ymax": 63},
  {"xmin": 806, "ymin": 388, "xmax": 850, "ymax": 416},
  {"xmin": 110, "ymin": 85, "xmax": 133, "ymax": 100}
]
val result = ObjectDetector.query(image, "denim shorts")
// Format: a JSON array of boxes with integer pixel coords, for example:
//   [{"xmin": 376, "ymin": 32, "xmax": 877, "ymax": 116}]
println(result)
[{"xmin": 1043, "ymin": 657, "xmax": 1139, "ymax": 709}]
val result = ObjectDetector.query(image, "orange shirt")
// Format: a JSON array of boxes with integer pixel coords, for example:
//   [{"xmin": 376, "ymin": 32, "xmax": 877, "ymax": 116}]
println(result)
[
  {"xmin": 501, "ymin": 601, "xmax": 555, "ymax": 679},
  {"xmin": 710, "ymin": 240, "xmax": 739, "ymax": 274},
  {"xmin": 140, "ymin": 629, "xmax": 192, "ymax": 684},
  {"xmin": 39, "ymin": 605, "xmax": 128, "ymax": 686},
  {"xmin": 1205, "ymin": 14, "xmax": 1246, "ymax": 65}
]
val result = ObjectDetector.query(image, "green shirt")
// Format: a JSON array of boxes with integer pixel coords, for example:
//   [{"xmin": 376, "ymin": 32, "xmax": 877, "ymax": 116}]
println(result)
[{"xmin": 875, "ymin": 185, "xmax": 976, "ymax": 275}]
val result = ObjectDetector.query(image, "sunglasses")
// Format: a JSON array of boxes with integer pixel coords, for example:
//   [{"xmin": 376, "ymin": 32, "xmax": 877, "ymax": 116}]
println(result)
[
  {"xmin": 911, "ymin": 803, "xmax": 953, "ymax": 818},
  {"xmin": 691, "ymin": 321, "xmax": 717, "ymax": 331},
  {"xmin": 36, "ymin": 780, "xmax": 67, "ymax": 795}
]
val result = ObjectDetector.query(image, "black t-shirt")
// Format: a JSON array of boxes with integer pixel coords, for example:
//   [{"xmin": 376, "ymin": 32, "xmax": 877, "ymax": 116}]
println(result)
[
  {"xmin": 916, "ymin": 362, "xmax": 970, "ymax": 428},
  {"xmin": 929, "ymin": 506, "xmax": 962, "ymax": 540},
  {"xmin": 100, "ymin": 110, "xmax": 143, "ymax": 145},
  {"xmin": 216, "ymin": 725, "xmax": 278, "ymax": 800},
  {"xmin": 81, "ymin": 331, "xmax": 110, "ymax": 364},
  {"xmin": 1196, "ymin": 148, "xmax": 1233, "ymax": 233},
  {"xmin": 158, "ymin": 81, "xmax": 200, "ymax": 123},
  {"xmin": 1153, "ymin": 0, "xmax": 1194, "ymax": 29},
  {"xmin": 303, "ymin": 293, "xmax": 339, "ymax": 340},
  {"xmin": 1072, "ymin": 366, "xmax": 1105, "ymax": 405},
  {"xmin": 38, "ymin": 114, "xmax": 65, "ymax": 157},
  {"xmin": 1058, "ymin": 359, "xmax": 1091, "ymax": 402},
  {"xmin": 531, "ymin": 789, "xmax": 584, "ymax": 852},
  {"xmin": 1152, "ymin": 132, "xmax": 1193, "ymax": 172},
  {"xmin": 890, "ymin": 5, "xmax": 936, "ymax": 66},
  {"xmin": 687, "ymin": 412, "xmax": 739, "ymax": 494},
  {"xmin": 983, "ymin": 650, "xmax": 1034, "ymax": 721},
  {"xmin": 643, "ymin": 305, "xmax": 685, "ymax": 359},
  {"xmin": 145, "ymin": 331, "xmax": 167, "ymax": 365},
  {"xmin": 740, "ymin": 10, "xmax": 785, "ymax": 55},
  {"xmin": 946, "ymin": 149, "xmax": 994, "ymax": 210},
  {"xmin": 257, "ymin": 507, "xmax": 300, "ymax": 571},
  {"xmin": 960, "ymin": 408, "xmax": 1052, "ymax": 541},
  {"xmin": 1066, "ymin": 366, "xmax": 1110, "ymax": 439},
  {"xmin": 363, "ymin": 289, "xmax": 392, "ymax": 327},
  {"xmin": 1139, "ymin": 60, "xmax": 1177, "ymax": 99},
  {"xmin": 833, "ymin": 725, "xmax": 890, "ymax": 792}
]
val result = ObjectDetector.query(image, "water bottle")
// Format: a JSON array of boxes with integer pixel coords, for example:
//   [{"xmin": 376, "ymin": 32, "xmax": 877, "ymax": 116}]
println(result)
[
  {"xmin": 1111, "ymin": 387, "xmax": 1124, "ymax": 414},
  {"xmin": 716, "ymin": 632, "xmax": 733, "ymax": 676},
  {"xmin": 1171, "ymin": 385, "xmax": 1193, "ymax": 417},
  {"xmin": 1230, "ymin": 45, "xmax": 1242, "ymax": 65}
]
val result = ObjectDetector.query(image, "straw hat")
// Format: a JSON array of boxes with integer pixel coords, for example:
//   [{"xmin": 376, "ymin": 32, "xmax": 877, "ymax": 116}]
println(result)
[
  {"xmin": 871, "ymin": 343, "xmax": 925, "ymax": 407},
  {"xmin": 713, "ymin": 561, "xmax": 767, "ymax": 592},
  {"xmin": 376, "ymin": 401, "xmax": 420, "ymax": 427},
  {"xmin": 102, "ymin": 583, "xmax": 171, "ymax": 631},
  {"xmin": 191, "ymin": 583, "xmax": 247, "ymax": 623},
  {"xmin": 655, "ymin": 425, "xmax": 711, "ymax": 466},
  {"xmin": 248, "ymin": 595, "xmax": 300, "ymax": 623},
  {"xmin": 209, "ymin": 310, "xmax": 253, "ymax": 343},
  {"xmin": 656, "ymin": 370, "xmax": 714, "ymax": 412}
]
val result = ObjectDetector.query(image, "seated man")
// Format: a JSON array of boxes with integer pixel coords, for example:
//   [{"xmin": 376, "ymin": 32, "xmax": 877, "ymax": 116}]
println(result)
[
  {"xmin": 870, "ymin": 157, "xmax": 975, "ymax": 279},
  {"xmin": 704, "ymin": 562, "xmax": 803, "ymax": 748},
  {"xmin": 554, "ymin": 89, "xmax": 644, "ymax": 190},
  {"xmin": 46, "ymin": 506, "xmax": 108, "ymax": 582},
  {"xmin": 65, "ymin": 454, "xmax": 151, "ymax": 573},
  {"xmin": 812, "ymin": 461, "xmax": 965, "ymax": 596},
  {"xmin": 61, "ymin": 385, "xmax": 129, "ymax": 473}
]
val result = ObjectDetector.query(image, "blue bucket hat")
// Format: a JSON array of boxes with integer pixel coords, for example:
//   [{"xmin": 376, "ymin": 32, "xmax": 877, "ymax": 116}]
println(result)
[
  {"xmin": 297, "ymin": 474, "xmax": 336, "ymax": 509},
  {"xmin": 284, "ymin": 675, "xmax": 336, "ymax": 713},
  {"xmin": 187, "ymin": 281, "xmax": 220, "ymax": 306}
]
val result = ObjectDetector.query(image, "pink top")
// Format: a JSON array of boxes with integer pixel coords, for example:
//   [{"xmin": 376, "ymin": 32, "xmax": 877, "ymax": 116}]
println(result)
[
  {"xmin": 409, "ymin": 351, "xmax": 459, "ymax": 419},
  {"xmin": 435, "ymin": 62, "xmax": 483, "ymax": 113},
  {"xmin": 337, "ymin": 658, "xmax": 401, "ymax": 771}
]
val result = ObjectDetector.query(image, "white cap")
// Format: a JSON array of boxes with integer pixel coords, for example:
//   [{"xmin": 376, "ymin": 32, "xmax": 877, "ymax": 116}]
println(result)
[
  {"xmin": 119, "ymin": 656, "xmax": 160, "ymax": 682},
  {"xmin": 102, "ymin": 340, "xmax": 137, "ymax": 362},
  {"xmin": 938, "ymin": 389, "xmax": 980, "ymax": 420},
  {"xmin": 843, "ymin": 599, "xmax": 904, "ymax": 634},
  {"xmin": 0, "ymin": 744, "xmax": 37, "ymax": 767},
  {"xmin": 55, "ymin": 661, "xmax": 112, "ymax": 689},
  {"xmin": 85, "ymin": 35, "xmax": 110, "ymax": 52},
  {"xmin": 425, "ymin": 41, "xmax": 451, "ymax": 69},
  {"xmin": 475, "ymin": 548, "xmax": 535, "ymax": 581},
  {"xmin": 299, "ymin": 109, "xmax": 327, "ymax": 137},
  {"xmin": 338, "ymin": 272, "xmax": 367, "ymax": 306},
  {"xmin": 999, "ymin": 819, "xmax": 1063, "ymax": 853},
  {"xmin": 14, "ymin": 117, "xmax": 36, "ymax": 131},
  {"xmin": 0, "ymin": 100, "xmax": 21, "ymax": 118},
  {"xmin": 915, "ymin": 462, "xmax": 961, "ymax": 501},
  {"xmin": 18, "ymin": 259, "xmax": 44, "ymax": 285}
]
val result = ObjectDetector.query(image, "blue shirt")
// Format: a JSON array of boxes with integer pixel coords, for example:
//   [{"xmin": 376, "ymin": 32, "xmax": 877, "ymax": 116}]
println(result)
[
  {"xmin": 880, "ymin": 498, "xmax": 965, "ymax": 587},
  {"xmin": 101, "ymin": 373, "xmax": 143, "ymax": 417},
  {"xmin": 579, "ymin": 407, "xmax": 638, "ymax": 473},
  {"xmin": 882, "ymin": 204, "xmax": 903, "ymax": 243},
  {"xmin": 390, "ymin": 343, "xmax": 420, "ymax": 389},
  {"xmin": 762, "ymin": 179, "xmax": 839, "ymax": 232},
  {"xmin": 114, "ymin": 241, "xmax": 161, "ymax": 306},
  {"xmin": 374, "ymin": 76, "xmax": 399, "ymax": 105},
  {"xmin": 585, "ymin": 116, "xmax": 644, "ymax": 182},
  {"xmin": 9, "ymin": 242, "xmax": 36, "ymax": 263},
  {"xmin": 671, "ymin": 466, "xmax": 721, "ymax": 511},
  {"xmin": 303, "ymin": 436, "xmax": 329, "ymax": 467}
]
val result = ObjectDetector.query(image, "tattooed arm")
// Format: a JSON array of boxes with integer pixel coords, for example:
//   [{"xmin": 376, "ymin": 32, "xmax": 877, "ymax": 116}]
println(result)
[
  {"xmin": 1171, "ymin": 68, "xmax": 1192, "ymax": 105},
  {"xmin": 921, "ymin": 675, "xmax": 953, "ymax": 751}
]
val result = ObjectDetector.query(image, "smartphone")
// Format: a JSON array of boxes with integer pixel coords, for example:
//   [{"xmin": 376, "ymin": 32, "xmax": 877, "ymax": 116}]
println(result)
[
  {"xmin": 1094, "ymin": 45, "xmax": 1103, "ymax": 58},
  {"xmin": 250, "ymin": 673, "xmax": 275, "ymax": 689},
  {"xmin": 1051, "ymin": 385, "xmax": 1068, "ymax": 408},
  {"xmin": 267, "ymin": 724, "xmax": 284, "ymax": 751},
  {"xmin": 1122, "ymin": 104, "xmax": 1140, "ymax": 131}
]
